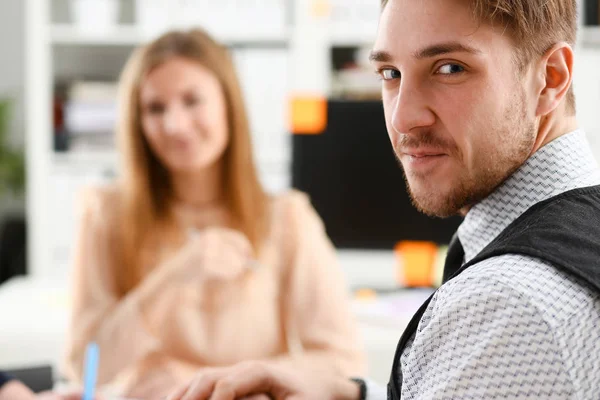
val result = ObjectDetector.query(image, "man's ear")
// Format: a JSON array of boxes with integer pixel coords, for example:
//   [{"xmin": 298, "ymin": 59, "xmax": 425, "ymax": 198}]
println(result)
[{"xmin": 535, "ymin": 42, "xmax": 574, "ymax": 117}]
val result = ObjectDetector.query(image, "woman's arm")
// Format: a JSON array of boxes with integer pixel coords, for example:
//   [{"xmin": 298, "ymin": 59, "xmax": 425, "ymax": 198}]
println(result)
[
  {"xmin": 64, "ymin": 188, "xmax": 168, "ymax": 385},
  {"xmin": 274, "ymin": 192, "xmax": 366, "ymax": 376}
]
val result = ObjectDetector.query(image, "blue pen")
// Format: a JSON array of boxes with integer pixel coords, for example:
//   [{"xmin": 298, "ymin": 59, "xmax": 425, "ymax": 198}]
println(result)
[{"xmin": 82, "ymin": 342, "xmax": 99, "ymax": 400}]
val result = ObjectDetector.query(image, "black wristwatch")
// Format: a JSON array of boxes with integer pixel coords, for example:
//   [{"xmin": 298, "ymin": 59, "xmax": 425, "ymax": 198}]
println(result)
[{"xmin": 350, "ymin": 377, "xmax": 367, "ymax": 400}]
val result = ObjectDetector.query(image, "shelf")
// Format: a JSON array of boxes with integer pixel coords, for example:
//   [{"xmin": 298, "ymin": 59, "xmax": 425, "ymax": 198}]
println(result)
[
  {"xmin": 330, "ymin": 32, "xmax": 377, "ymax": 48},
  {"xmin": 50, "ymin": 24, "xmax": 290, "ymax": 47},
  {"xmin": 51, "ymin": 150, "xmax": 290, "ymax": 175},
  {"xmin": 52, "ymin": 150, "xmax": 118, "ymax": 168},
  {"xmin": 50, "ymin": 24, "xmax": 142, "ymax": 46},
  {"xmin": 581, "ymin": 26, "xmax": 600, "ymax": 46}
]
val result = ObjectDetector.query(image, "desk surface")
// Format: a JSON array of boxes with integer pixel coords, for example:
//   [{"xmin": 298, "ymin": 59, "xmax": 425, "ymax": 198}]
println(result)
[
  {"xmin": 0, "ymin": 273, "xmax": 432, "ymax": 386},
  {"xmin": 0, "ymin": 277, "xmax": 69, "ymax": 372}
]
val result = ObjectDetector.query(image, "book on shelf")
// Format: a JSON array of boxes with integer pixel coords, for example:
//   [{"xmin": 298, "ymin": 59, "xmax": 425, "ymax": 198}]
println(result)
[{"xmin": 62, "ymin": 80, "xmax": 119, "ymax": 146}]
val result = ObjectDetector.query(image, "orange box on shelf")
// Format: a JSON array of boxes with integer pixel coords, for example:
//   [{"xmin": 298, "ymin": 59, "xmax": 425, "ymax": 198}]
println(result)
[
  {"xmin": 289, "ymin": 95, "xmax": 327, "ymax": 135},
  {"xmin": 395, "ymin": 241, "xmax": 438, "ymax": 287}
]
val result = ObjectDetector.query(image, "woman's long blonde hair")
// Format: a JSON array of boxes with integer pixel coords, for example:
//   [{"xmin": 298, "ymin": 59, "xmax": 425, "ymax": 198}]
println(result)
[{"xmin": 115, "ymin": 29, "xmax": 269, "ymax": 296}]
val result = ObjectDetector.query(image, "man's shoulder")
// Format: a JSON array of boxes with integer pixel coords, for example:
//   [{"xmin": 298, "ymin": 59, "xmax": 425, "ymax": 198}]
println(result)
[{"xmin": 437, "ymin": 254, "xmax": 600, "ymax": 321}]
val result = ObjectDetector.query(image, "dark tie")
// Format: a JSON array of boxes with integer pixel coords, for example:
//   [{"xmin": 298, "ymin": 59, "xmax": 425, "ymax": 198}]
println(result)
[{"xmin": 442, "ymin": 232, "xmax": 465, "ymax": 283}]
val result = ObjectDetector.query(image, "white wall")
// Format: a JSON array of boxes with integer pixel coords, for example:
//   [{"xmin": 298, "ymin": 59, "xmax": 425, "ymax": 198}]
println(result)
[{"xmin": 573, "ymin": 50, "xmax": 600, "ymax": 161}]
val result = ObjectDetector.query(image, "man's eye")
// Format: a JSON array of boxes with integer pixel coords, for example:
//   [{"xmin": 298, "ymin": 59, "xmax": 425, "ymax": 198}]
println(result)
[
  {"xmin": 379, "ymin": 68, "xmax": 401, "ymax": 81},
  {"xmin": 437, "ymin": 63, "xmax": 465, "ymax": 75}
]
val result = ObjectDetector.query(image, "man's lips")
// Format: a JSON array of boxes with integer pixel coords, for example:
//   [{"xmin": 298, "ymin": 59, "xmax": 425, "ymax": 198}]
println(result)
[{"xmin": 401, "ymin": 148, "xmax": 447, "ymax": 157}]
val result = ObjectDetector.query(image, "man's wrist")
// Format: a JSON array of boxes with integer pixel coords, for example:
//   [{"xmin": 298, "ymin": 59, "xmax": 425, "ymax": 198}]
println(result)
[
  {"xmin": 336, "ymin": 378, "xmax": 367, "ymax": 400},
  {"xmin": 351, "ymin": 378, "xmax": 367, "ymax": 400},
  {"xmin": 333, "ymin": 376, "xmax": 363, "ymax": 400}
]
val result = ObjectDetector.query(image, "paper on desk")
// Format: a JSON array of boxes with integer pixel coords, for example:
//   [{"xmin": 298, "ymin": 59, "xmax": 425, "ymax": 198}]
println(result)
[{"xmin": 353, "ymin": 288, "xmax": 435, "ymax": 330}]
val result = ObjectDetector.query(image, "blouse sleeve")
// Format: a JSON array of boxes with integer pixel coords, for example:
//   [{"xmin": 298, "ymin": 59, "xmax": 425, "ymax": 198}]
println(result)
[
  {"xmin": 63, "ymin": 187, "xmax": 161, "ymax": 385},
  {"xmin": 275, "ymin": 191, "xmax": 366, "ymax": 377}
]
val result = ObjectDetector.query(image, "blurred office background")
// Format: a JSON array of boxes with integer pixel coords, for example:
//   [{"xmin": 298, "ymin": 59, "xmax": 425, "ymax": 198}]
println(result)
[{"xmin": 0, "ymin": 0, "xmax": 599, "ymax": 389}]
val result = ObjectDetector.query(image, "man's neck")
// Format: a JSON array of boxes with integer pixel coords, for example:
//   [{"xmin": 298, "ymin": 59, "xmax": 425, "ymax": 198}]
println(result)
[{"xmin": 530, "ymin": 111, "xmax": 579, "ymax": 156}]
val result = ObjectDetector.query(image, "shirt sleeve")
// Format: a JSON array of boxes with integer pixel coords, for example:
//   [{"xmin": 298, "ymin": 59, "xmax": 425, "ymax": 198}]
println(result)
[{"xmin": 399, "ymin": 273, "xmax": 575, "ymax": 399}]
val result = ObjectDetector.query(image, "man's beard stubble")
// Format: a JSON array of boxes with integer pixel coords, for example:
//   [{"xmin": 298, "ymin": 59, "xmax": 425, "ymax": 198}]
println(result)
[{"xmin": 398, "ymin": 93, "xmax": 536, "ymax": 218}]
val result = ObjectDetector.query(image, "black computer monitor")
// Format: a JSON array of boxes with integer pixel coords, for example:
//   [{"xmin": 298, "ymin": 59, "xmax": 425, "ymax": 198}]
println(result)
[{"xmin": 291, "ymin": 99, "xmax": 462, "ymax": 249}]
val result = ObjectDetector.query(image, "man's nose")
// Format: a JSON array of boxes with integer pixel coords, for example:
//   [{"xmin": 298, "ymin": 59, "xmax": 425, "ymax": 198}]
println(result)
[{"xmin": 390, "ymin": 81, "xmax": 436, "ymax": 135}]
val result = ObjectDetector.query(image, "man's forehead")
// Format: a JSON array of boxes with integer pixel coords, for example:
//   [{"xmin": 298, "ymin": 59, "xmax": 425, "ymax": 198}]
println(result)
[{"xmin": 373, "ymin": 0, "xmax": 489, "ymax": 60}]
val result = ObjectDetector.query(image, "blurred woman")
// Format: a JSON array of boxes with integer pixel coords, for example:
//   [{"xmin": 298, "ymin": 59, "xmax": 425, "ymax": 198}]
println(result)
[{"xmin": 63, "ymin": 29, "xmax": 365, "ymax": 399}]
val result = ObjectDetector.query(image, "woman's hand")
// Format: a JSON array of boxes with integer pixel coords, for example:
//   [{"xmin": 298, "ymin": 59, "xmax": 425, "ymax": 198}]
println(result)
[
  {"xmin": 182, "ymin": 227, "xmax": 256, "ymax": 282},
  {"xmin": 139, "ymin": 226, "xmax": 257, "ymax": 302}
]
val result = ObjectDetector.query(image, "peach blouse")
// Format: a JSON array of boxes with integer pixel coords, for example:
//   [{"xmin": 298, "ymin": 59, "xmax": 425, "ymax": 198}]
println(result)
[{"xmin": 63, "ymin": 185, "xmax": 365, "ymax": 399}]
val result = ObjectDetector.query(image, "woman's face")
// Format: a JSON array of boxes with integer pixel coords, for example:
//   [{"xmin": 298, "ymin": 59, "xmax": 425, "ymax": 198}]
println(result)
[{"xmin": 140, "ymin": 57, "xmax": 229, "ymax": 173}]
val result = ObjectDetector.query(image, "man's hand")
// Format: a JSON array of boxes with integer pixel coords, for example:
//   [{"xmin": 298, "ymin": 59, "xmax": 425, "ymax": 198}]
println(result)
[{"xmin": 166, "ymin": 361, "xmax": 360, "ymax": 400}]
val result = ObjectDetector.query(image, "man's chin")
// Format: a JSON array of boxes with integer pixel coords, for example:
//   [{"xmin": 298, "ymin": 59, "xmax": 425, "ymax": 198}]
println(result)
[
  {"xmin": 408, "ymin": 189, "xmax": 464, "ymax": 218},
  {"xmin": 410, "ymin": 180, "xmax": 501, "ymax": 218},
  {"xmin": 414, "ymin": 202, "xmax": 460, "ymax": 218},
  {"xmin": 404, "ymin": 174, "xmax": 467, "ymax": 218}
]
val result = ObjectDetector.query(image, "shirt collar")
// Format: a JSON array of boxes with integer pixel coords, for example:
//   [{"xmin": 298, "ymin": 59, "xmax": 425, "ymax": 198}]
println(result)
[{"xmin": 458, "ymin": 129, "xmax": 600, "ymax": 263}]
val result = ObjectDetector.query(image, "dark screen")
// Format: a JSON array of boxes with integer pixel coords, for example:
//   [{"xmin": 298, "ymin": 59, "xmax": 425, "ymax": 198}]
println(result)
[{"xmin": 291, "ymin": 100, "xmax": 462, "ymax": 249}]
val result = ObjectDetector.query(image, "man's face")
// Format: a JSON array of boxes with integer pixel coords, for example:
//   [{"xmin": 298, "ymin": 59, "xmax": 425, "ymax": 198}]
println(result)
[{"xmin": 371, "ymin": 0, "xmax": 539, "ymax": 217}]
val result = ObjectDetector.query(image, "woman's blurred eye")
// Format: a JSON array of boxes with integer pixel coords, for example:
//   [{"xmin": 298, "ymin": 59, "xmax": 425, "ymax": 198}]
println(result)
[
  {"xmin": 146, "ymin": 102, "xmax": 164, "ymax": 115},
  {"xmin": 184, "ymin": 95, "xmax": 203, "ymax": 108}
]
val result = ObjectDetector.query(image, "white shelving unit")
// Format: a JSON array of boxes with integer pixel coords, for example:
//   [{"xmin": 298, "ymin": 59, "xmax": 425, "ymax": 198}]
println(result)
[
  {"xmin": 25, "ymin": 0, "xmax": 53, "ymax": 279},
  {"xmin": 50, "ymin": 23, "xmax": 291, "ymax": 46}
]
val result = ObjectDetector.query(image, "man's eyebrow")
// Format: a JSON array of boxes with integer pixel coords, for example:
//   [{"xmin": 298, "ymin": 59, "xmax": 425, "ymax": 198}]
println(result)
[
  {"xmin": 369, "ymin": 42, "xmax": 482, "ymax": 63},
  {"xmin": 413, "ymin": 41, "xmax": 482, "ymax": 59},
  {"xmin": 369, "ymin": 50, "xmax": 393, "ymax": 63}
]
